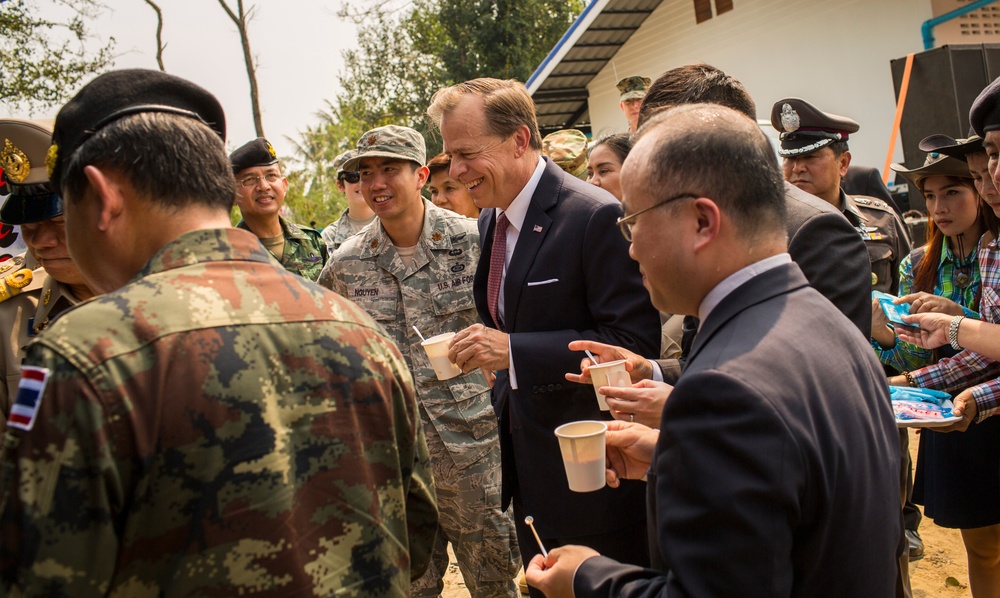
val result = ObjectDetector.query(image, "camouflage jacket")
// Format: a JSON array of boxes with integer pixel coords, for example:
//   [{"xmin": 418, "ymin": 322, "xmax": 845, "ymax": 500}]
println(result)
[
  {"xmin": 237, "ymin": 215, "xmax": 328, "ymax": 281},
  {"xmin": 0, "ymin": 227, "xmax": 437, "ymax": 597},
  {"xmin": 321, "ymin": 209, "xmax": 374, "ymax": 254},
  {"xmin": 320, "ymin": 201, "xmax": 498, "ymax": 469}
]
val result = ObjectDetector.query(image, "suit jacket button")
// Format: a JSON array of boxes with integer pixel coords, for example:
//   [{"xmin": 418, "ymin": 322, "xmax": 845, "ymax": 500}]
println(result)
[
  {"xmin": 532, "ymin": 385, "xmax": 539, "ymax": 393},
  {"xmin": 547, "ymin": 384, "xmax": 555, "ymax": 391},
  {"xmin": 556, "ymin": 383, "xmax": 563, "ymax": 390}
]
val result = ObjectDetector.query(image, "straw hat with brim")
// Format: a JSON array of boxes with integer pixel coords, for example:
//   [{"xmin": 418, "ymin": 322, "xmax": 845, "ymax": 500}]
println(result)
[
  {"xmin": 891, "ymin": 153, "xmax": 973, "ymax": 190},
  {"xmin": 917, "ymin": 133, "xmax": 983, "ymax": 161}
]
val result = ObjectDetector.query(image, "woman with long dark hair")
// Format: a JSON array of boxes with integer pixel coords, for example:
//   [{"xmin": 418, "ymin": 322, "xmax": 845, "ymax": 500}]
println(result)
[{"xmin": 879, "ymin": 138, "xmax": 1000, "ymax": 597}]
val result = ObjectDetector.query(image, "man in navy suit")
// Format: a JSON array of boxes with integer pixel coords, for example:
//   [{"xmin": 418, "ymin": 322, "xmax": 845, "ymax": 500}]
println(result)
[
  {"xmin": 427, "ymin": 79, "xmax": 661, "ymax": 588},
  {"xmin": 526, "ymin": 104, "xmax": 900, "ymax": 597}
]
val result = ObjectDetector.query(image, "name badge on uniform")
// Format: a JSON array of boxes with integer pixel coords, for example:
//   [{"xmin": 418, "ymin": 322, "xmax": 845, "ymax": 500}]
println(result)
[{"xmin": 7, "ymin": 366, "xmax": 50, "ymax": 431}]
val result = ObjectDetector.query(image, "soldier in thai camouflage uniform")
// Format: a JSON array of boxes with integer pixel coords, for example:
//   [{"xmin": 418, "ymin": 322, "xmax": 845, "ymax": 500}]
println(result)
[
  {"xmin": 231, "ymin": 137, "xmax": 328, "ymax": 280},
  {"xmin": 0, "ymin": 119, "xmax": 95, "ymax": 433},
  {"xmin": 322, "ymin": 149, "xmax": 376, "ymax": 253},
  {"xmin": 319, "ymin": 124, "xmax": 521, "ymax": 598},
  {"xmin": 0, "ymin": 69, "xmax": 438, "ymax": 597},
  {"xmin": 541, "ymin": 129, "xmax": 589, "ymax": 180}
]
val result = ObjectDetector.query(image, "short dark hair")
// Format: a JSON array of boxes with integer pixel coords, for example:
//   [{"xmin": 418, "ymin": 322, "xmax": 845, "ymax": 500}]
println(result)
[
  {"xmin": 588, "ymin": 133, "xmax": 632, "ymax": 163},
  {"xmin": 61, "ymin": 112, "xmax": 235, "ymax": 212},
  {"xmin": 635, "ymin": 104, "xmax": 786, "ymax": 243},
  {"xmin": 829, "ymin": 140, "xmax": 849, "ymax": 157},
  {"xmin": 637, "ymin": 64, "xmax": 757, "ymax": 129},
  {"xmin": 426, "ymin": 152, "xmax": 451, "ymax": 178}
]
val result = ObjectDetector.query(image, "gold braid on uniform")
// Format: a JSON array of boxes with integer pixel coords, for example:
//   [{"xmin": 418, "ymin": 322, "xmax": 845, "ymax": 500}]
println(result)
[{"xmin": 4, "ymin": 269, "xmax": 32, "ymax": 289}]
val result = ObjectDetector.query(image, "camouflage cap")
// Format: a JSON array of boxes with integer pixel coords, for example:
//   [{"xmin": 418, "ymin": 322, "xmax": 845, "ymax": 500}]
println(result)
[
  {"xmin": 0, "ymin": 118, "xmax": 63, "ymax": 225},
  {"xmin": 49, "ymin": 69, "xmax": 226, "ymax": 194},
  {"xmin": 617, "ymin": 76, "xmax": 651, "ymax": 101},
  {"xmin": 333, "ymin": 150, "xmax": 358, "ymax": 175},
  {"xmin": 230, "ymin": 137, "xmax": 279, "ymax": 174},
  {"xmin": 345, "ymin": 125, "xmax": 426, "ymax": 171},
  {"xmin": 542, "ymin": 129, "xmax": 589, "ymax": 180}
]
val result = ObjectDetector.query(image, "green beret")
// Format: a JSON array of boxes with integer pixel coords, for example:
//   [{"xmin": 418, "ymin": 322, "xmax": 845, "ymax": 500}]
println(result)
[{"xmin": 49, "ymin": 69, "xmax": 226, "ymax": 194}]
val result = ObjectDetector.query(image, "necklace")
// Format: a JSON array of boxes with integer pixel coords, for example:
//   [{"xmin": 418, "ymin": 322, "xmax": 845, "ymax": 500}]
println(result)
[{"xmin": 954, "ymin": 234, "xmax": 972, "ymax": 289}]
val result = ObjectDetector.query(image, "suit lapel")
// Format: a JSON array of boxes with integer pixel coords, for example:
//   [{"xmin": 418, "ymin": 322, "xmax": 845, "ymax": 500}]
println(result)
[
  {"xmin": 504, "ymin": 160, "xmax": 561, "ymax": 330},
  {"xmin": 687, "ymin": 263, "xmax": 809, "ymax": 365}
]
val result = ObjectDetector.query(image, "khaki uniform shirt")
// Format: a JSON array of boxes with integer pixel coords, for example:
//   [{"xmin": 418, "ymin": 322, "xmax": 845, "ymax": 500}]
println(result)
[
  {"xmin": 320, "ymin": 201, "xmax": 498, "ymax": 469},
  {"xmin": 0, "ymin": 228, "xmax": 437, "ymax": 596},
  {"xmin": 237, "ymin": 215, "xmax": 328, "ymax": 281},
  {"xmin": 841, "ymin": 191, "xmax": 912, "ymax": 294},
  {"xmin": 0, "ymin": 260, "xmax": 79, "ymax": 425}
]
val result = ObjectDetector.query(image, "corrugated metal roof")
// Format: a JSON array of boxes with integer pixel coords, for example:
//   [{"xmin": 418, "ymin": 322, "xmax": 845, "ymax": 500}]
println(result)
[{"xmin": 527, "ymin": 0, "xmax": 665, "ymax": 133}]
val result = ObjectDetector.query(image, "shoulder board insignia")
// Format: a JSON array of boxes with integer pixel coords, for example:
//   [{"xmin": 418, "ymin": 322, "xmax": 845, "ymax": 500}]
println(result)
[
  {"xmin": 0, "ymin": 256, "xmax": 23, "ymax": 275},
  {"xmin": 0, "ymin": 268, "xmax": 33, "ymax": 303},
  {"xmin": 854, "ymin": 197, "xmax": 872, "ymax": 205},
  {"xmin": 7, "ymin": 366, "xmax": 50, "ymax": 431}
]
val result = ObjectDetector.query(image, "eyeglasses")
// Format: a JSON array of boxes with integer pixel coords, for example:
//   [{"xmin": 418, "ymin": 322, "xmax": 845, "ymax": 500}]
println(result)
[
  {"xmin": 616, "ymin": 193, "xmax": 698, "ymax": 242},
  {"xmin": 238, "ymin": 173, "xmax": 281, "ymax": 188},
  {"xmin": 340, "ymin": 171, "xmax": 360, "ymax": 184}
]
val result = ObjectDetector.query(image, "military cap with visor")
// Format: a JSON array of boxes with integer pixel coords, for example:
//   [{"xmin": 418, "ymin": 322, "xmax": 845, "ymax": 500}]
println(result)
[
  {"xmin": 770, "ymin": 98, "xmax": 860, "ymax": 158},
  {"xmin": 48, "ymin": 69, "xmax": 227, "ymax": 195},
  {"xmin": 230, "ymin": 137, "xmax": 279, "ymax": 174},
  {"xmin": 0, "ymin": 119, "xmax": 62, "ymax": 225},
  {"xmin": 333, "ymin": 150, "xmax": 358, "ymax": 175},
  {"xmin": 345, "ymin": 125, "xmax": 426, "ymax": 171},
  {"xmin": 616, "ymin": 76, "xmax": 651, "ymax": 101}
]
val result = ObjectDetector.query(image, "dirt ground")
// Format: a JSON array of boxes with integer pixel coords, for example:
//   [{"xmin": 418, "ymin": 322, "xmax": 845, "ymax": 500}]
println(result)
[{"xmin": 441, "ymin": 429, "xmax": 975, "ymax": 597}]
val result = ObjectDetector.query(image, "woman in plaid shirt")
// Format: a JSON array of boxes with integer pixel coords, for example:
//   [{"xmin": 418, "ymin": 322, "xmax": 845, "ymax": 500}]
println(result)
[{"xmin": 886, "ymin": 136, "xmax": 1000, "ymax": 597}]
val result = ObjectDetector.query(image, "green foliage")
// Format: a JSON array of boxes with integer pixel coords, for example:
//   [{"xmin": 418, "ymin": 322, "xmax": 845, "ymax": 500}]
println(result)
[
  {"xmin": 0, "ymin": 0, "xmax": 115, "ymax": 113},
  {"xmin": 284, "ymin": 0, "xmax": 583, "ymax": 222}
]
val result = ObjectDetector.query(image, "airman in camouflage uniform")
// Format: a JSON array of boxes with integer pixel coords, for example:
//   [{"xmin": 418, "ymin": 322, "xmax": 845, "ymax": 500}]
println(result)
[
  {"xmin": 0, "ymin": 119, "xmax": 94, "ymax": 433},
  {"xmin": 541, "ymin": 129, "xmax": 589, "ymax": 180},
  {"xmin": 319, "ymin": 125, "xmax": 520, "ymax": 598},
  {"xmin": 231, "ymin": 137, "xmax": 328, "ymax": 280},
  {"xmin": 0, "ymin": 69, "xmax": 438, "ymax": 597},
  {"xmin": 322, "ymin": 149, "xmax": 376, "ymax": 253}
]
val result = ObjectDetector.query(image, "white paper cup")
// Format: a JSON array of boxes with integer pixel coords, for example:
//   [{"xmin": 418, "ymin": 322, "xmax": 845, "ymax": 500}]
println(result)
[
  {"xmin": 554, "ymin": 420, "xmax": 607, "ymax": 492},
  {"xmin": 587, "ymin": 359, "xmax": 628, "ymax": 411},
  {"xmin": 421, "ymin": 332, "xmax": 462, "ymax": 381}
]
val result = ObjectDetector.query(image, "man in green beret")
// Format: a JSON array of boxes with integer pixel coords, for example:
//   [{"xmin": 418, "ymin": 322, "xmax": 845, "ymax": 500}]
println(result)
[
  {"xmin": 230, "ymin": 137, "xmax": 328, "ymax": 280},
  {"xmin": 616, "ymin": 75, "xmax": 651, "ymax": 133},
  {"xmin": 0, "ymin": 69, "xmax": 437, "ymax": 596}
]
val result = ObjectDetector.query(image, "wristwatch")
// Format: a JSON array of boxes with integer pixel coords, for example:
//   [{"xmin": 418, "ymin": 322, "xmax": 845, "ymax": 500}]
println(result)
[{"xmin": 949, "ymin": 315, "xmax": 965, "ymax": 351}]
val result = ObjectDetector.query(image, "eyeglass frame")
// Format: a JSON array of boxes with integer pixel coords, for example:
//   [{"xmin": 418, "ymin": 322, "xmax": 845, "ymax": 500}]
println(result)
[
  {"xmin": 339, "ymin": 171, "xmax": 361, "ymax": 184},
  {"xmin": 238, "ymin": 173, "xmax": 282, "ymax": 189},
  {"xmin": 616, "ymin": 193, "xmax": 699, "ymax": 241}
]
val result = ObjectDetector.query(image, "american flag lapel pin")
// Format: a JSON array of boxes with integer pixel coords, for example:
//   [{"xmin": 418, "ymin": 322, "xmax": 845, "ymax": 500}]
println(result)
[{"xmin": 533, "ymin": 225, "xmax": 543, "ymax": 233}]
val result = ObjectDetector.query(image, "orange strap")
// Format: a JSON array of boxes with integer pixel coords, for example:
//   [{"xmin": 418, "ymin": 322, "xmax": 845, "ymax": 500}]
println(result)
[{"xmin": 884, "ymin": 53, "xmax": 915, "ymax": 186}]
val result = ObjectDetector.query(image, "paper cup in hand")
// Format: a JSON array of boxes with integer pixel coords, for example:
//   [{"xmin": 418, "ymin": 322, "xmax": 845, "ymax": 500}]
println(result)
[
  {"xmin": 587, "ymin": 359, "xmax": 628, "ymax": 411},
  {"xmin": 554, "ymin": 420, "xmax": 607, "ymax": 492},
  {"xmin": 421, "ymin": 333, "xmax": 462, "ymax": 380}
]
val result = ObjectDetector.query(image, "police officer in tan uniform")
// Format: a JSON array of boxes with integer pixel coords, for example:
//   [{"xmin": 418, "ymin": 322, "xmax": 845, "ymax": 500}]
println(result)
[
  {"xmin": 772, "ymin": 98, "xmax": 911, "ymax": 295},
  {"xmin": 772, "ymin": 98, "xmax": 919, "ymax": 590},
  {"xmin": 0, "ymin": 119, "xmax": 94, "ymax": 426}
]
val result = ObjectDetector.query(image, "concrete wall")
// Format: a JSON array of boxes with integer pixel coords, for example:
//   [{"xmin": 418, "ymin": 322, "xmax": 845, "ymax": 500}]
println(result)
[{"xmin": 586, "ymin": 0, "xmax": 935, "ymax": 175}]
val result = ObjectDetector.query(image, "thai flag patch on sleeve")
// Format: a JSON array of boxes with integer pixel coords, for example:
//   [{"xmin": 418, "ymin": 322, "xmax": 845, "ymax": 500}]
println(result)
[{"xmin": 7, "ymin": 366, "xmax": 50, "ymax": 431}]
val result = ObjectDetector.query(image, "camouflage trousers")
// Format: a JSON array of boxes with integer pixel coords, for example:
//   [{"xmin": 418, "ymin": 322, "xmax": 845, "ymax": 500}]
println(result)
[{"xmin": 411, "ymin": 423, "xmax": 521, "ymax": 598}]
